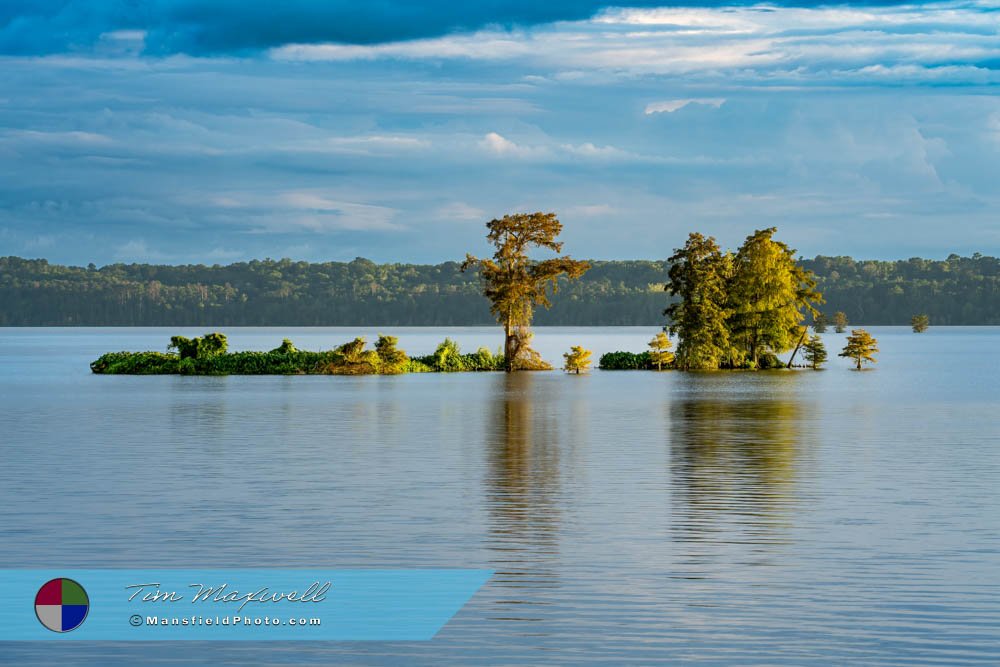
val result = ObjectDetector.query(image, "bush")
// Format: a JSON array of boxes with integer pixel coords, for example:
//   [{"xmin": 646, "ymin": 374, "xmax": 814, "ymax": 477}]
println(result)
[
  {"xmin": 90, "ymin": 351, "xmax": 179, "ymax": 374},
  {"xmin": 598, "ymin": 350, "xmax": 653, "ymax": 370},
  {"xmin": 270, "ymin": 338, "xmax": 297, "ymax": 354},
  {"xmin": 168, "ymin": 332, "xmax": 228, "ymax": 359}
]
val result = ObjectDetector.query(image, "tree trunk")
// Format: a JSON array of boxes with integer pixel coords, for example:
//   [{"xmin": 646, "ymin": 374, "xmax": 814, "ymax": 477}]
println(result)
[
  {"xmin": 504, "ymin": 314, "xmax": 514, "ymax": 373},
  {"xmin": 786, "ymin": 328, "xmax": 808, "ymax": 368}
]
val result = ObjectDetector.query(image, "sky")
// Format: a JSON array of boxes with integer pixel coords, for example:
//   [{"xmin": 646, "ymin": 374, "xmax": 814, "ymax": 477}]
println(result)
[{"xmin": 1, "ymin": 1, "xmax": 999, "ymax": 265}]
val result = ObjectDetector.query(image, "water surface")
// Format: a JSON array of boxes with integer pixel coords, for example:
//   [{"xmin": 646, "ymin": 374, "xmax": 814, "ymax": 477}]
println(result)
[{"xmin": 1, "ymin": 327, "xmax": 999, "ymax": 664}]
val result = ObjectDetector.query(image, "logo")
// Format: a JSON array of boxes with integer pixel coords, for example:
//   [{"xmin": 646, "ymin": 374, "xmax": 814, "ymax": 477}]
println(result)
[{"xmin": 35, "ymin": 578, "xmax": 89, "ymax": 633}]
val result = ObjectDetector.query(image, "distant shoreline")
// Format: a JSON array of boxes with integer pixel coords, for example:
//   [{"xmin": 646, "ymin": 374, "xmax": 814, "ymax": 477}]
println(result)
[{"xmin": 3, "ymin": 255, "xmax": 999, "ymax": 327}]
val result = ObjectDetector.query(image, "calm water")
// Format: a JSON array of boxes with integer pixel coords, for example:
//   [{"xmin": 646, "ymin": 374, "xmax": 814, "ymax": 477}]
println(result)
[{"xmin": 2, "ymin": 327, "xmax": 999, "ymax": 665}]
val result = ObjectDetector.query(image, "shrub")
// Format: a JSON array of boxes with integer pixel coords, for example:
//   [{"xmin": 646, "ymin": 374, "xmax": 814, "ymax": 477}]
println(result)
[
  {"xmin": 598, "ymin": 350, "xmax": 653, "ymax": 370},
  {"xmin": 430, "ymin": 338, "xmax": 466, "ymax": 372},
  {"xmin": 270, "ymin": 338, "xmax": 297, "ymax": 354},
  {"xmin": 168, "ymin": 332, "xmax": 228, "ymax": 359}
]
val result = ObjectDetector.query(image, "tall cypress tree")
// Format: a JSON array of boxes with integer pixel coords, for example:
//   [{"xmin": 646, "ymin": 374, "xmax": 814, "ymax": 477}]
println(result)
[
  {"xmin": 665, "ymin": 233, "xmax": 732, "ymax": 370},
  {"xmin": 727, "ymin": 228, "xmax": 822, "ymax": 368}
]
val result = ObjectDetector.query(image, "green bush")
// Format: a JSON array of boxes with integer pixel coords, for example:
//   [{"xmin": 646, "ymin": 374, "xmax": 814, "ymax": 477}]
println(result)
[
  {"xmin": 270, "ymin": 338, "xmax": 297, "ymax": 354},
  {"xmin": 598, "ymin": 350, "xmax": 653, "ymax": 370},
  {"xmin": 90, "ymin": 351, "xmax": 179, "ymax": 374}
]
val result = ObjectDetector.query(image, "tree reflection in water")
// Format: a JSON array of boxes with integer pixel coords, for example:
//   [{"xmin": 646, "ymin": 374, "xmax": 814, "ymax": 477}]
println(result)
[
  {"xmin": 669, "ymin": 376, "xmax": 813, "ymax": 558},
  {"xmin": 484, "ymin": 372, "xmax": 563, "ymax": 622}
]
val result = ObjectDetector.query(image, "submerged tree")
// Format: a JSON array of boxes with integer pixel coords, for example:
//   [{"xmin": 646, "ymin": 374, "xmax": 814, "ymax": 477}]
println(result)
[
  {"xmin": 802, "ymin": 334, "xmax": 828, "ymax": 369},
  {"xmin": 562, "ymin": 346, "xmax": 593, "ymax": 374},
  {"xmin": 727, "ymin": 228, "xmax": 823, "ymax": 368},
  {"xmin": 665, "ymin": 233, "xmax": 732, "ymax": 370},
  {"xmin": 648, "ymin": 331, "xmax": 674, "ymax": 370},
  {"xmin": 812, "ymin": 312, "xmax": 828, "ymax": 333},
  {"xmin": 911, "ymin": 314, "xmax": 930, "ymax": 333},
  {"xmin": 462, "ymin": 212, "xmax": 590, "ymax": 372},
  {"xmin": 833, "ymin": 311, "xmax": 849, "ymax": 333},
  {"xmin": 840, "ymin": 329, "xmax": 879, "ymax": 370}
]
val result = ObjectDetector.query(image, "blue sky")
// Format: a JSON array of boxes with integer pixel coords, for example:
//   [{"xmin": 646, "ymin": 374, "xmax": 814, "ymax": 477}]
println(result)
[{"xmin": 1, "ymin": 1, "xmax": 999, "ymax": 265}]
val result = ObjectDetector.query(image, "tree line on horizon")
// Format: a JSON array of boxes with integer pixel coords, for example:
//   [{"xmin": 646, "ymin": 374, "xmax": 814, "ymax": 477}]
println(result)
[{"xmin": 2, "ymin": 250, "xmax": 998, "ymax": 327}]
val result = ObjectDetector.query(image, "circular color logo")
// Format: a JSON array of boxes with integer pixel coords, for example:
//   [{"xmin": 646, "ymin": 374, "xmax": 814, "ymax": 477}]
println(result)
[{"xmin": 35, "ymin": 578, "xmax": 89, "ymax": 633}]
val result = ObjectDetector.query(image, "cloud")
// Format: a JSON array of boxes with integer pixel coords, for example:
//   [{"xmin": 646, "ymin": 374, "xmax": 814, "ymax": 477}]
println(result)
[
  {"xmin": 480, "ymin": 132, "xmax": 635, "ymax": 161},
  {"xmin": 645, "ymin": 98, "xmax": 726, "ymax": 114},
  {"xmin": 114, "ymin": 239, "xmax": 169, "ymax": 261},
  {"xmin": 262, "ymin": 3, "xmax": 1000, "ymax": 85},
  {"xmin": 0, "ymin": 1, "xmax": 670, "ymax": 56},
  {"xmin": 479, "ymin": 132, "xmax": 548, "ymax": 158},
  {"xmin": 564, "ymin": 204, "xmax": 615, "ymax": 217},
  {"xmin": 435, "ymin": 202, "xmax": 486, "ymax": 221},
  {"xmin": 224, "ymin": 191, "xmax": 402, "ymax": 232}
]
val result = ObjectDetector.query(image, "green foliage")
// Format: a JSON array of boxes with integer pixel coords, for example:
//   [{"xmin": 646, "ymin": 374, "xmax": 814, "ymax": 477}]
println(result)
[
  {"xmin": 840, "ymin": 329, "xmax": 879, "ymax": 370},
  {"xmin": 802, "ymin": 334, "xmax": 828, "ymax": 369},
  {"xmin": 911, "ymin": 314, "xmax": 930, "ymax": 333},
  {"xmin": 726, "ymin": 227, "xmax": 823, "ymax": 367},
  {"xmin": 90, "ymin": 351, "xmax": 179, "ymax": 374},
  {"xmin": 429, "ymin": 337, "xmax": 465, "ymax": 372},
  {"xmin": 812, "ymin": 312, "xmax": 828, "ymax": 333},
  {"xmin": 562, "ymin": 345, "xmax": 593, "ymax": 374},
  {"xmin": 756, "ymin": 352, "xmax": 784, "ymax": 370},
  {"xmin": 404, "ymin": 358, "xmax": 435, "ymax": 373},
  {"xmin": 412, "ymin": 339, "xmax": 506, "ymax": 372},
  {"xmin": 599, "ymin": 351, "xmax": 653, "ymax": 370},
  {"xmin": 462, "ymin": 212, "xmax": 589, "ymax": 371},
  {"xmin": 647, "ymin": 331, "xmax": 674, "ymax": 370},
  {"xmin": 5, "ymin": 254, "xmax": 1000, "ymax": 327},
  {"xmin": 270, "ymin": 338, "xmax": 297, "ymax": 353},
  {"xmin": 666, "ymin": 228, "xmax": 822, "ymax": 370},
  {"xmin": 665, "ymin": 233, "xmax": 732, "ymax": 370},
  {"xmin": 374, "ymin": 334, "xmax": 409, "ymax": 374},
  {"xmin": 168, "ymin": 332, "xmax": 228, "ymax": 359}
]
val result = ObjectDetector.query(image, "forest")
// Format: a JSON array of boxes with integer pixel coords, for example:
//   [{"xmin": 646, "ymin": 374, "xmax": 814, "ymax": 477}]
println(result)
[{"xmin": 2, "ymin": 252, "xmax": 999, "ymax": 326}]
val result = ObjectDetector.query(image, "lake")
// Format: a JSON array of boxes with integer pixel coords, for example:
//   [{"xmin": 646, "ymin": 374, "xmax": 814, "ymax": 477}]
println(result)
[{"xmin": 2, "ymin": 326, "xmax": 999, "ymax": 664}]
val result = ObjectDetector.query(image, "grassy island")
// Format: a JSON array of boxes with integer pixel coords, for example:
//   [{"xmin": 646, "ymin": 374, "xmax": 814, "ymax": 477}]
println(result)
[{"xmin": 91, "ymin": 333, "xmax": 506, "ymax": 375}]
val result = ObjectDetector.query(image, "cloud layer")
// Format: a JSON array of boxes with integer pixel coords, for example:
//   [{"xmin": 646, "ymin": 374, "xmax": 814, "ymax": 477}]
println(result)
[
  {"xmin": 0, "ymin": 2, "xmax": 998, "ymax": 264},
  {"xmin": 1, "ymin": 0, "xmax": 937, "ymax": 55}
]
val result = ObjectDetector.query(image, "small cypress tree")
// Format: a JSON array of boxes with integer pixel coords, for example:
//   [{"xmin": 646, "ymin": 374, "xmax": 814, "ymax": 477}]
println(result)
[
  {"xmin": 812, "ymin": 312, "xmax": 828, "ymax": 333},
  {"xmin": 839, "ymin": 329, "xmax": 879, "ymax": 370},
  {"xmin": 911, "ymin": 314, "xmax": 929, "ymax": 333},
  {"xmin": 375, "ymin": 334, "xmax": 409, "ymax": 374},
  {"xmin": 271, "ymin": 338, "xmax": 297, "ymax": 354},
  {"xmin": 802, "ymin": 334, "xmax": 828, "ymax": 369},
  {"xmin": 648, "ymin": 331, "xmax": 675, "ymax": 370},
  {"xmin": 562, "ymin": 346, "xmax": 593, "ymax": 374},
  {"xmin": 833, "ymin": 311, "xmax": 849, "ymax": 334}
]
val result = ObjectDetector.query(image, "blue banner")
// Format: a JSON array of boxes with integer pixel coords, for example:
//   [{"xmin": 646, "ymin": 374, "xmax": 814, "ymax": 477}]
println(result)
[{"xmin": 0, "ymin": 569, "xmax": 492, "ymax": 640}]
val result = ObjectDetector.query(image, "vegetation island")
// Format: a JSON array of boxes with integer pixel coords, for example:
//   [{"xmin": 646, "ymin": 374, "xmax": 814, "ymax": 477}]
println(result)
[{"xmin": 89, "ymin": 213, "xmax": 907, "ymax": 376}]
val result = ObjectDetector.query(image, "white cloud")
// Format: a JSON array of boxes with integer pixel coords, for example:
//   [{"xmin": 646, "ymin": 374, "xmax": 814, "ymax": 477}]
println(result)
[
  {"xmin": 480, "ymin": 132, "xmax": 635, "ymax": 161},
  {"xmin": 115, "ymin": 239, "xmax": 168, "ymax": 261},
  {"xmin": 565, "ymin": 204, "xmax": 615, "ymax": 217},
  {"xmin": 645, "ymin": 98, "xmax": 726, "ymax": 114},
  {"xmin": 479, "ymin": 132, "xmax": 549, "ymax": 158},
  {"xmin": 266, "ymin": 3, "xmax": 1000, "ymax": 84},
  {"xmin": 272, "ymin": 192, "xmax": 400, "ymax": 231},
  {"xmin": 435, "ymin": 202, "xmax": 485, "ymax": 221}
]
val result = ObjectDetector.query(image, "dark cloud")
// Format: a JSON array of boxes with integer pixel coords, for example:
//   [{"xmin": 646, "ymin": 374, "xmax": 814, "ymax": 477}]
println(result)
[{"xmin": 2, "ymin": 0, "xmax": 918, "ymax": 55}]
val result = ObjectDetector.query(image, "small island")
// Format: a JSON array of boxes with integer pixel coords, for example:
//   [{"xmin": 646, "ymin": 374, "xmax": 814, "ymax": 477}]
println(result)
[{"xmin": 91, "ymin": 216, "xmax": 881, "ymax": 375}]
